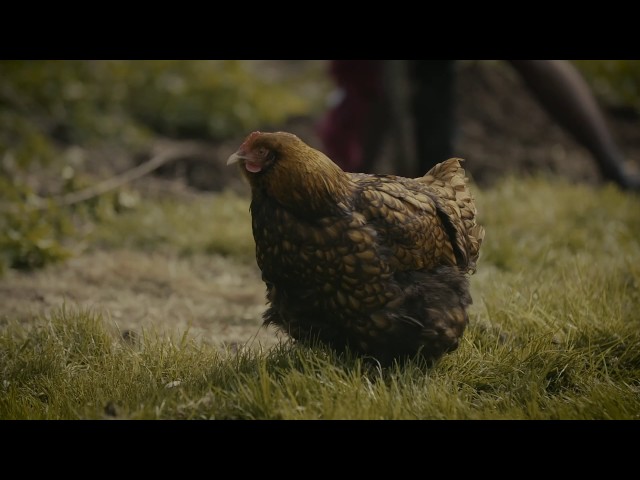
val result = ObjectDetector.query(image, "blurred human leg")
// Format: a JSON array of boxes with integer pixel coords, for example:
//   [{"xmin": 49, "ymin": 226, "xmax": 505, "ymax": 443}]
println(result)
[{"xmin": 509, "ymin": 60, "xmax": 640, "ymax": 190}]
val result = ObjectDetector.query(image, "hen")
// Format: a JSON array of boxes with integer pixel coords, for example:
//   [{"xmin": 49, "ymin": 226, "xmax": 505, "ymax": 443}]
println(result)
[{"xmin": 227, "ymin": 131, "xmax": 484, "ymax": 365}]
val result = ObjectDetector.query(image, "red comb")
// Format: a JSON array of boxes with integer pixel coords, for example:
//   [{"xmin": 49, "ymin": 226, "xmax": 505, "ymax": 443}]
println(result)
[{"xmin": 241, "ymin": 131, "xmax": 262, "ymax": 150}]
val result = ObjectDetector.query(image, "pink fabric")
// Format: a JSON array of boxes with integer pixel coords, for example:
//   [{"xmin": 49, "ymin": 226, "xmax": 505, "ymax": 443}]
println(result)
[{"xmin": 316, "ymin": 60, "xmax": 383, "ymax": 172}]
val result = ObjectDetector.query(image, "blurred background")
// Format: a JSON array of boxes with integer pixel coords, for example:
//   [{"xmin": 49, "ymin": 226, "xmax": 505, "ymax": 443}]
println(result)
[
  {"xmin": 1, "ymin": 59, "xmax": 639, "ymax": 273},
  {"xmin": 2, "ymin": 60, "xmax": 639, "ymax": 420}
]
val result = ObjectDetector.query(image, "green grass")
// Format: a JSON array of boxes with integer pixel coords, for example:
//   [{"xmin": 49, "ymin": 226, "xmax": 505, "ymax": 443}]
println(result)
[
  {"xmin": 1, "ymin": 176, "xmax": 640, "ymax": 419},
  {"xmin": 87, "ymin": 189, "xmax": 256, "ymax": 261}
]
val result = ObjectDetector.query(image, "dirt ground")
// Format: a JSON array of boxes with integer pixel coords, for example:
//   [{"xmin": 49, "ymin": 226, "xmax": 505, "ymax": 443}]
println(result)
[
  {"xmin": 454, "ymin": 61, "xmax": 640, "ymax": 187},
  {"xmin": 2, "ymin": 60, "xmax": 638, "ymax": 348}
]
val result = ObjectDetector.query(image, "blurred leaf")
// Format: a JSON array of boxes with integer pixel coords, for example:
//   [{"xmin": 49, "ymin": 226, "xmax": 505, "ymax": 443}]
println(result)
[
  {"xmin": 573, "ymin": 60, "xmax": 640, "ymax": 112},
  {"xmin": 0, "ymin": 60, "xmax": 326, "ymax": 273}
]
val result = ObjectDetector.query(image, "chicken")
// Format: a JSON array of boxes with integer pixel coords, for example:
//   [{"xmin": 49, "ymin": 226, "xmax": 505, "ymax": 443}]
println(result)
[{"xmin": 227, "ymin": 131, "xmax": 484, "ymax": 365}]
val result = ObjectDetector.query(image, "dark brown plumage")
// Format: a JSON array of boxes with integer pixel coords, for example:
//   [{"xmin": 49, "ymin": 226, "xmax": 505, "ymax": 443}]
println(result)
[{"xmin": 227, "ymin": 131, "xmax": 484, "ymax": 365}]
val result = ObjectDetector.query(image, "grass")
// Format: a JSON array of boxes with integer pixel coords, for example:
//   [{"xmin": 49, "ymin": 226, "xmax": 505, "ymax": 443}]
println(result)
[
  {"xmin": 1, "ymin": 175, "xmax": 640, "ymax": 419},
  {"xmin": 87, "ymin": 189, "xmax": 256, "ymax": 261}
]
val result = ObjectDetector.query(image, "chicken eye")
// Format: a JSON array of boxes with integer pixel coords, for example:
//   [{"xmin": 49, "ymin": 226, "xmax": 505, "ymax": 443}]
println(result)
[{"xmin": 256, "ymin": 147, "xmax": 276, "ymax": 164}]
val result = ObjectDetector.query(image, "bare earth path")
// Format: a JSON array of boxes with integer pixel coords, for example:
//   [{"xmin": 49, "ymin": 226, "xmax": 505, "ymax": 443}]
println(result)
[{"xmin": 0, "ymin": 249, "xmax": 279, "ymax": 349}]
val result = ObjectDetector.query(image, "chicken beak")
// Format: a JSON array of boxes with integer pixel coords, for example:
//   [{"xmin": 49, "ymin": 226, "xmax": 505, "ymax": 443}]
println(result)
[
  {"xmin": 226, "ymin": 152, "xmax": 243, "ymax": 166},
  {"xmin": 227, "ymin": 150, "xmax": 264, "ymax": 173}
]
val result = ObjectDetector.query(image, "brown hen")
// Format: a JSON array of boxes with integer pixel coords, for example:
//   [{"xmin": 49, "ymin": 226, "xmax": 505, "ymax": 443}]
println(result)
[{"xmin": 227, "ymin": 131, "xmax": 484, "ymax": 365}]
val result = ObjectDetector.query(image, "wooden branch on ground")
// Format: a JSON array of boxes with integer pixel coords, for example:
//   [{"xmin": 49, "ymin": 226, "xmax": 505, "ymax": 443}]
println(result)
[{"xmin": 23, "ymin": 146, "xmax": 203, "ymax": 211}]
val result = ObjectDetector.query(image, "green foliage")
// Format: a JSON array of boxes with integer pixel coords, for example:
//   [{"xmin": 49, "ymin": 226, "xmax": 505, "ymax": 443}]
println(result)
[
  {"xmin": 0, "ymin": 60, "xmax": 325, "ymax": 273},
  {"xmin": 574, "ymin": 60, "xmax": 640, "ymax": 112},
  {"xmin": 0, "ymin": 60, "xmax": 320, "ymax": 158},
  {"xmin": 0, "ymin": 61, "xmax": 145, "ymax": 159},
  {"xmin": 0, "ymin": 179, "xmax": 72, "ymax": 272},
  {"xmin": 119, "ymin": 60, "xmax": 316, "ymax": 139},
  {"xmin": 0, "ymin": 164, "xmax": 139, "ymax": 273}
]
